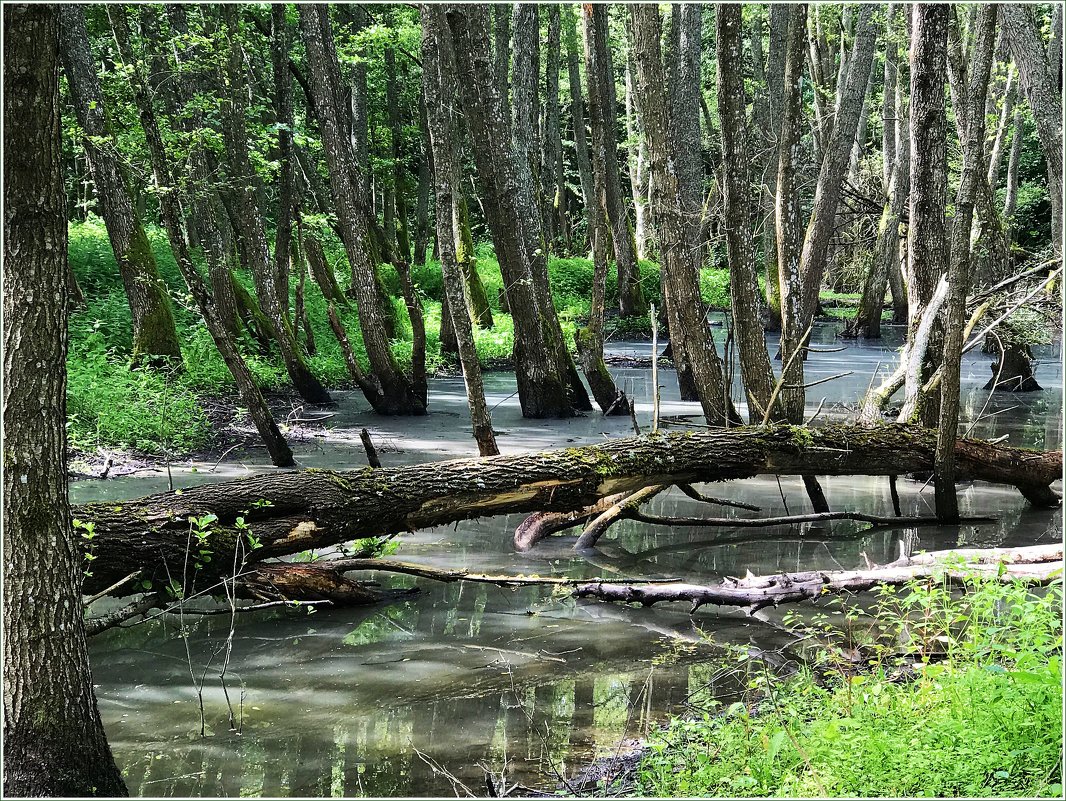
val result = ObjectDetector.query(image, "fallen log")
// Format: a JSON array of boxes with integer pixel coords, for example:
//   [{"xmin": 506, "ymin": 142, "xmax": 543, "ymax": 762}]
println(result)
[
  {"xmin": 573, "ymin": 543, "xmax": 1063, "ymax": 613},
  {"xmin": 74, "ymin": 424, "xmax": 1062, "ymax": 597}
]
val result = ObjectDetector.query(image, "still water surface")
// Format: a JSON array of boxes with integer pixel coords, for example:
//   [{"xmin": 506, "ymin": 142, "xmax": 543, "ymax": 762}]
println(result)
[{"xmin": 78, "ymin": 321, "xmax": 1062, "ymax": 796}]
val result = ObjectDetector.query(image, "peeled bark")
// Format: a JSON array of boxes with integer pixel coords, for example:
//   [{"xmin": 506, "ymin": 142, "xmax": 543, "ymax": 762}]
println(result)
[
  {"xmin": 73, "ymin": 424, "xmax": 1063, "ymax": 598},
  {"xmin": 58, "ymin": 5, "xmax": 182, "ymax": 364},
  {"xmin": 628, "ymin": 4, "xmax": 739, "ymax": 426},
  {"xmin": 4, "ymin": 7, "xmax": 128, "ymax": 794},
  {"xmin": 576, "ymin": 544, "xmax": 1063, "ymax": 612}
]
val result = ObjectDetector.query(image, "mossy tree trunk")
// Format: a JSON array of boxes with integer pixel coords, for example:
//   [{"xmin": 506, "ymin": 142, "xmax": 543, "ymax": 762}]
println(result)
[
  {"xmin": 108, "ymin": 5, "xmax": 295, "ymax": 468},
  {"xmin": 58, "ymin": 5, "xmax": 182, "ymax": 365},
  {"xmin": 422, "ymin": 6, "xmax": 498, "ymax": 455},
  {"xmin": 74, "ymin": 424, "xmax": 1063, "ymax": 600}
]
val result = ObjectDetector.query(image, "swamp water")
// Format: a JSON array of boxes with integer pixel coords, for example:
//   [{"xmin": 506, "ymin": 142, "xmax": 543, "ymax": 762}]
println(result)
[{"xmin": 78, "ymin": 320, "xmax": 1063, "ymax": 797}]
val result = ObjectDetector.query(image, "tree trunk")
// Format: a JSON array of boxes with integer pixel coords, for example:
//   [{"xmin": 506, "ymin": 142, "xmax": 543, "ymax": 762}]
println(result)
[
  {"xmin": 455, "ymin": 194, "xmax": 493, "ymax": 329},
  {"xmin": 108, "ymin": 6, "xmax": 295, "ymax": 468},
  {"xmin": 58, "ymin": 5, "xmax": 182, "ymax": 365},
  {"xmin": 935, "ymin": 5, "xmax": 995, "ymax": 521},
  {"xmin": 624, "ymin": 55, "xmax": 652, "ymax": 260},
  {"xmin": 628, "ymin": 4, "xmax": 739, "ymax": 426},
  {"xmin": 566, "ymin": 7, "xmax": 596, "ymax": 257},
  {"xmin": 446, "ymin": 5, "xmax": 574, "ymax": 419},
  {"xmin": 575, "ymin": 3, "xmax": 632, "ymax": 416},
  {"xmin": 774, "ymin": 4, "xmax": 809, "ymax": 424},
  {"xmin": 1001, "ymin": 5, "xmax": 1063, "ymax": 255},
  {"xmin": 796, "ymin": 5, "xmax": 878, "ymax": 336},
  {"xmin": 586, "ymin": 6, "xmax": 645, "ymax": 317},
  {"xmin": 298, "ymin": 5, "xmax": 426, "ymax": 415},
  {"xmin": 716, "ymin": 5, "xmax": 778, "ymax": 423},
  {"xmin": 221, "ymin": 7, "xmax": 331, "ymax": 406},
  {"xmin": 905, "ymin": 5, "xmax": 950, "ymax": 427},
  {"xmin": 271, "ymin": 4, "xmax": 295, "ymax": 321},
  {"xmin": 540, "ymin": 6, "xmax": 563, "ymax": 251},
  {"xmin": 74, "ymin": 424, "xmax": 1063, "ymax": 599},
  {"xmin": 985, "ymin": 340, "xmax": 1042, "ymax": 392},
  {"xmin": 493, "ymin": 4, "xmax": 511, "ymax": 122},
  {"xmin": 3, "ymin": 6, "xmax": 128, "ymax": 794},
  {"xmin": 413, "ymin": 94, "xmax": 433, "ymax": 268},
  {"xmin": 422, "ymin": 6, "xmax": 499, "ymax": 456},
  {"xmin": 512, "ymin": 5, "xmax": 592, "ymax": 413}
]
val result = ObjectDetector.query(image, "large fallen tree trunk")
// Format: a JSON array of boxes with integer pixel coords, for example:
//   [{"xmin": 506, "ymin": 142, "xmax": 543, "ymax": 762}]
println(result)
[
  {"xmin": 573, "ymin": 543, "xmax": 1064, "ymax": 613},
  {"xmin": 75, "ymin": 424, "xmax": 1061, "ymax": 597}
]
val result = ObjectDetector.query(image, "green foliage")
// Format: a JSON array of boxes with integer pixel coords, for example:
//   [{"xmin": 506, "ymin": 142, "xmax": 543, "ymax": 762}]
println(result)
[{"xmin": 637, "ymin": 576, "xmax": 1063, "ymax": 798}]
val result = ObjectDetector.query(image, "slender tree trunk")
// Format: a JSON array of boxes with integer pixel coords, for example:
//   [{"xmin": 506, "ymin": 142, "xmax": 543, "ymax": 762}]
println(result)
[
  {"xmin": 575, "ymin": 2, "xmax": 631, "ymax": 415},
  {"xmin": 629, "ymin": 4, "xmax": 739, "ymax": 426},
  {"xmin": 716, "ymin": 5, "xmax": 777, "ymax": 422},
  {"xmin": 446, "ymin": 4, "xmax": 573, "ymax": 418},
  {"xmin": 493, "ymin": 4, "xmax": 511, "ymax": 122},
  {"xmin": 1003, "ymin": 106, "xmax": 1024, "ymax": 222},
  {"xmin": 1001, "ymin": 5, "xmax": 1063, "ymax": 255},
  {"xmin": 455, "ymin": 194, "xmax": 494, "ymax": 328},
  {"xmin": 221, "ymin": 7, "xmax": 331, "ymax": 405},
  {"xmin": 848, "ymin": 6, "xmax": 909, "ymax": 340},
  {"xmin": 271, "ymin": 4, "xmax": 294, "ymax": 321},
  {"xmin": 586, "ymin": 6, "xmax": 646, "ymax": 317},
  {"xmin": 3, "ymin": 7, "xmax": 129, "ymax": 795},
  {"xmin": 936, "ymin": 6, "xmax": 995, "ymax": 520},
  {"xmin": 413, "ymin": 94, "xmax": 432, "ymax": 267},
  {"xmin": 902, "ymin": 4, "xmax": 950, "ymax": 427},
  {"xmin": 58, "ymin": 5, "xmax": 182, "ymax": 364},
  {"xmin": 774, "ymin": 4, "xmax": 809, "ymax": 424},
  {"xmin": 422, "ymin": 6, "xmax": 499, "ymax": 455},
  {"xmin": 541, "ymin": 6, "xmax": 563, "ymax": 250},
  {"xmin": 298, "ymin": 5, "xmax": 425, "ymax": 415},
  {"xmin": 566, "ymin": 7, "xmax": 596, "ymax": 257},
  {"xmin": 795, "ymin": 5, "xmax": 878, "ymax": 335},
  {"xmin": 108, "ymin": 5, "xmax": 295, "ymax": 467},
  {"xmin": 625, "ymin": 55, "xmax": 652, "ymax": 260}
]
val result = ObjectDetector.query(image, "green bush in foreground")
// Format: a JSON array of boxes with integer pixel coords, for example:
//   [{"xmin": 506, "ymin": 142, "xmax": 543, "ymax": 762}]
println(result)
[{"xmin": 636, "ymin": 576, "xmax": 1063, "ymax": 798}]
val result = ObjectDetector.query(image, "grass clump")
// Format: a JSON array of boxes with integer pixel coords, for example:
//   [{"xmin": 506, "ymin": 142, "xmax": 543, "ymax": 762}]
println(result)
[{"xmin": 635, "ymin": 575, "xmax": 1063, "ymax": 798}]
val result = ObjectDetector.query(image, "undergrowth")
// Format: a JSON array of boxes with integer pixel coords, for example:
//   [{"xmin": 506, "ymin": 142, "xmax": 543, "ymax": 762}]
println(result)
[{"xmin": 634, "ymin": 574, "xmax": 1063, "ymax": 798}]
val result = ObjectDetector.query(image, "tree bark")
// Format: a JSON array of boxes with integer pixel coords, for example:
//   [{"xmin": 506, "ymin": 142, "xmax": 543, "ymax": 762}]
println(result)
[
  {"xmin": 3, "ymin": 6, "xmax": 128, "ymax": 794},
  {"xmin": 74, "ymin": 424, "xmax": 1063, "ymax": 599},
  {"xmin": 422, "ymin": 5, "xmax": 499, "ymax": 456},
  {"xmin": 298, "ymin": 5, "xmax": 426, "ymax": 415},
  {"xmin": 774, "ymin": 4, "xmax": 809, "ymax": 424},
  {"xmin": 575, "ymin": 3, "xmax": 632, "ymax": 415},
  {"xmin": 566, "ymin": 6, "xmax": 596, "ymax": 257},
  {"xmin": 628, "ymin": 4, "xmax": 739, "ymax": 426},
  {"xmin": 446, "ymin": 4, "xmax": 574, "ymax": 418},
  {"xmin": 575, "ymin": 544, "xmax": 1062, "ymax": 613},
  {"xmin": 58, "ymin": 5, "xmax": 183, "ymax": 365},
  {"xmin": 585, "ymin": 6, "xmax": 645, "ymax": 317},
  {"xmin": 905, "ymin": 5, "xmax": 950, "ymax": 427},
  {"xmin": 512, "ymin": 4, "xmax": 592, "ymax": 413},
  {"xmin": 795, "ymin": 5, "xmax": 878, "ymax": 337},
  {"xmin": 935, "ymin": 5, "xmax": 996, "ymax": 521},
  {"xmin": 716, "ymin": 5, "xmax": 778, "ymax": 423},
  {"xmin": 540, "ymin": 6, "xmax": 564, "ymax": 251}
]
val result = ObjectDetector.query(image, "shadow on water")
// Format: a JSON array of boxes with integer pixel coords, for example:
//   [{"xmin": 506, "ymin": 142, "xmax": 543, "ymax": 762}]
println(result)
[{"xmin": 81, "ymin": 321, "xmax": 1062, "ymax": 796}]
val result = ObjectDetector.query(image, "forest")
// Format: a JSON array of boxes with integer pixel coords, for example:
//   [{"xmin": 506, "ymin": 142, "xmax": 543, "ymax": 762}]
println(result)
[{"xmin": 2, "ymin": 2, "xmax": 1063, "ymax": 798}]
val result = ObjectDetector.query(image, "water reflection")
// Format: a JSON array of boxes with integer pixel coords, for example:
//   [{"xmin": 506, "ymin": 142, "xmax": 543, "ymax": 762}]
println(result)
[{"xmin": 85, "ymin": 323, "xmax": 1062, "ymax": 796}]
